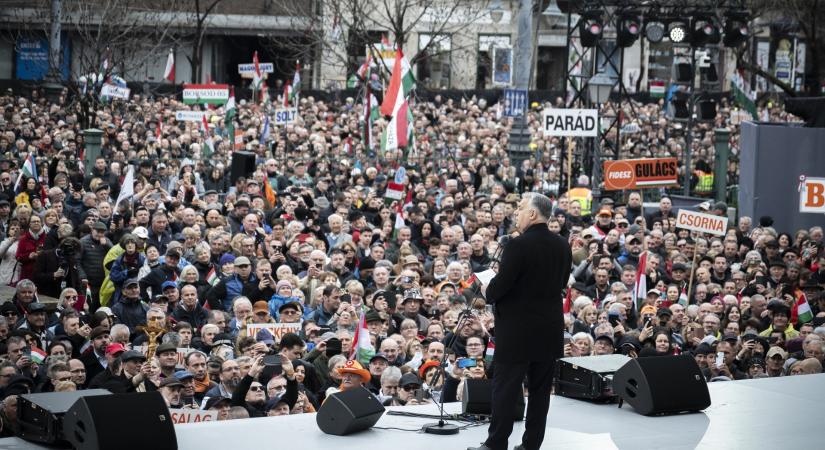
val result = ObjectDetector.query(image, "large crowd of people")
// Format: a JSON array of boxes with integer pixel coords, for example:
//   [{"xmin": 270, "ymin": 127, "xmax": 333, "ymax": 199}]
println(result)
[{"xmin": 0, "ymin": 84, "xmax": 821, "ymax": 435}]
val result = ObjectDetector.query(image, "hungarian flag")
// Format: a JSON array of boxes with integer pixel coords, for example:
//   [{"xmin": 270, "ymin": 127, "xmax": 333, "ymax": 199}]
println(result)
[
  {"xmin": 201, "ymin": 115, "xmax": 214, "ymax": 157},
  {"xmin": 225, "ymin": 87, "xmax": 236, "ymax": 148},
  {"xmin": 260, "ymin": 80, "xmax": 269, "ymax": 104},
  {"xmin": 290, "ymin": 61, "xmax": 301, "ymax": 104},
  {"xmin": 282, "ymin": 81, "xmax": 292, "ymax": 108},
  {"xmin": 350, "ymin": 311, "xmax": 375, "ymax": 365},
  {"xmin": 251, "ymin": 51, "xmax": 263, "ymax": 98},
  {"xmin": 792, "ymin": 291, "xmax": 814, "ymax": 324},
  {"xmin": 563, "ymin": 286, "xmax": 573, "ymax": 314},
  {"xmin": 206, "ymin": 267, "xmax": 220, "ymax": 286},
  {"xmin": 14, "ymin": 154, "xmax": 37, "ymax": 192},
  {"xmin": 342, "ymin": 136, "xmax": 353, "ymax": 155},
  {"xmin": 363, "ymin": 75, "xmax": 379, "ymax": 152},
  {"xmin": 156, "ymin": 120, "xmax": 162, "ymax": 141},
  {"xmin": 163, "ymin": 48, "xmax": 175, "ymax": 82},
  {"xmin": 679, "ymin": 285, "xmax": 689, "ymax": 307},
  {"xmin": 632, "ymin": 251, "xmax": 648, "ymax": 311},
  {"xmin": 380, "ymin": 48, "xmax": 415, "ymax": 117},
  {"xmin": 30, "ymin": 347, "xmax": 47, "ymax": 365}
]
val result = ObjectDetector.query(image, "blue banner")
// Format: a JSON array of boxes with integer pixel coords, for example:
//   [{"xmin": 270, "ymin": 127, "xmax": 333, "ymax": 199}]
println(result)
[
  {"xmin": 15, "ymin": 36, "xmax": 71, "ymax": 81},
  {"xmin": 503, "ymin": 88, "xmax": 527, "ymax": 118}
]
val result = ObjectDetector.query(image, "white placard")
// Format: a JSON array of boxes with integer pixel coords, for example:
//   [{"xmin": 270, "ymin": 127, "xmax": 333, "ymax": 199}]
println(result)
[
  {"xmin": 100, "ymin": 83, "xmax": 130, "ymax": 100},
  {"xmin": 169, "ymin": 409, "xmax": 219, "ymax": 424},
  {"xmin": 675, "ymin": 209, "xmax": 729, "ymax": 236},
  {"xmin": 800, "ymin": 177, "xmax": 825, "ymax": 213},
  {"xmin": 542, "ymin": 108, "xmax": 599, "ymax": 137},
  {"xmin": 175, "ymin": 111, "xmax": 211, "ymax": 122},
  {"xmin": 273, "ymin": 108, "xmax": 298, "ymax": 125},
  {"xmin": 238, "ymin": 62, "xmax": 274, "ymax": 75}
]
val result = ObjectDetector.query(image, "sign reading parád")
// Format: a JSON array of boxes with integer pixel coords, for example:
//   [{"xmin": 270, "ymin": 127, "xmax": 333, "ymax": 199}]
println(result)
[
  {"xmin": 273, "ymin": 108, "xmax": 298, "ymax": 125},
  {"xmin": 675, "ymin": 209, "xmax": 728, "ymax": 236},
  {"xmin": 603, "ymin": 158, "xmax": 679, "ymax": 190},
  {"xmin": 182, "ymin": 84, "xmax": 229, "ymax": 105},
  {"xmin": 542, "ymin": 109, "xmax": 599, "ymax": 137}
]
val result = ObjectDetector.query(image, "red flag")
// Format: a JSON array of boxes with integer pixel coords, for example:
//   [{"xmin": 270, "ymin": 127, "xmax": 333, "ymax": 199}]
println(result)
[
  {"xmin": 380, "ymin": 48, "xmax": 405, "ymax": 117},
  {"xmin": 563, "ymin": 285, "xmax": 573, "ymax": 314}
]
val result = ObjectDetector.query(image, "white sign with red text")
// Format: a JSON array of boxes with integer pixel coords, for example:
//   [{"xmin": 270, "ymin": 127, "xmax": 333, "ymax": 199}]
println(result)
[{"xmin": 169, "ymin": 409, "xmax": 219, "ymax": 424}]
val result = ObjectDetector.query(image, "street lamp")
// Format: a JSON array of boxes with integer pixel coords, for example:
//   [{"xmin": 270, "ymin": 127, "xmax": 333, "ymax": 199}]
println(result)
[
  {"xmin": 587, "ymin": 72, "xmax": 615, "ymax": 104},
  {"xmin": 587, "ymin": 72, "xmax": 615, "ymax": 213},
  {"xmin": 488, "ymin": 0, "xmax": 504, "ymax": 24}
]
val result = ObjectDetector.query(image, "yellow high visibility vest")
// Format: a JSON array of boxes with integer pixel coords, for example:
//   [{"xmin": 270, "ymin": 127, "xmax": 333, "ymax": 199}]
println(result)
[
  {"xmin": 695, "ymin": 171, "xmax": 714, "ymax": 194},
  {"xmin": 568, "ymin": 187, "xmax": 592, "ymax": 216}
]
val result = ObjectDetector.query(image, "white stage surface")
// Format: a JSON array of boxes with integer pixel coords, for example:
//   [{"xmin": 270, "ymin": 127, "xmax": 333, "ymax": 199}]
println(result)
[{"xmin": 2, "ymin": 374, "xmax": 823, "ymax": 449}]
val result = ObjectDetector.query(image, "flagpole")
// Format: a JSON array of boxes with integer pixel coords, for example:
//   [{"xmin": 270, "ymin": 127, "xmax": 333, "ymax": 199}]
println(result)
[{"xmin": 686, "ymin": 246, "xmax": 700, "ymax": 305}]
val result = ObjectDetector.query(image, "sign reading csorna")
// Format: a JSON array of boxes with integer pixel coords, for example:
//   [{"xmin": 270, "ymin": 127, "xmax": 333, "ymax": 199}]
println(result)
[
  {"xmin": 603, "ymin": 158, "xmax": 679, "ymax": 190},
  {"xmin": 675, "ymin": 209, "xmax": 728, "ymax": 236},
  {"xmin": 542, "ymin": 109, "xmax": 598, "ymax": 137}
]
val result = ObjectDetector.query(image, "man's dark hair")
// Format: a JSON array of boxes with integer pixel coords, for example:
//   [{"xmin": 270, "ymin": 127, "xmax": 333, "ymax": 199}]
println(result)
[
  {"xmin": 323, "ymin": 285, "xmax": 341, "ymax": 297},
  {"xmin": 279, "ymin": 333, "xmax": 303, "ymax": 351},
  {"xmin": 329, "ymin": 248, "xmax": 345, "ymax": 257}
]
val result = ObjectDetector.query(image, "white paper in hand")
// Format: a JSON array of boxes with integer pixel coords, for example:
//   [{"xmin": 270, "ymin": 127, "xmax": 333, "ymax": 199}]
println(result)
[{"xmin": 474, "ymin": 269, "xmax": 497, "ymax": 297}]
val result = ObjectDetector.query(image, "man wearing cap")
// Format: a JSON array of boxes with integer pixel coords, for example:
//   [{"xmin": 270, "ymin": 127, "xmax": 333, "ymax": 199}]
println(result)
[
  {"xmin": 393, "ymin": 288, "xmax": 430, "ymax": 334},
  {"xmin": 174, "ymin": 370, "xmax": 199, "ymax": 408},
  {"xmin": 111, "ymin": 278, "xmax": 149, "ymax": 333},
  {"xmin": 471, "ymin": 193, "xmax": 571, "ymax": 450},
  {"xmin": 17, "ymin": 302, "xmax": 53, "ymax": 345},
  {"xmin": 617, "ymin": 234, "xmax": 644, "ymax": 268},
  {"xmin": 366, "ymin": 353, "xmax": 389, "ymax": 394},
  {"xmin": 156, "ymin": 342, "xmax": 180, "ymax": 379},
  {"xmin": 140, "ymin": 248, "xmax": 182, "ymax": 302},
  {"xmin": 206, "ymin": 255, "xmax": 257, "ymax": 311},
  {"xmin": 79, "ymin": 222, "xmax": 112, "ymax": 308},
  {"xmin": 80, "ymin": 326, "xmax": 112, "ymax": 380},
  {"xmin": 591, "ymin": 208, "xmax": 615, "ymax": 240},
  {"xmin": 159, "ymin": 376, "xmax": 185, "ymax": 407}
]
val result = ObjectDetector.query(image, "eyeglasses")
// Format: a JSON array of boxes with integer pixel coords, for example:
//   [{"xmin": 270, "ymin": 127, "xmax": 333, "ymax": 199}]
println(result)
[
  {"xmin": 281, "ymin": 310, "xmax": 299, "ymax": 316},
  {"xmin": 249, "ymin": 386, "xmax": 264, "ymax": 391}
]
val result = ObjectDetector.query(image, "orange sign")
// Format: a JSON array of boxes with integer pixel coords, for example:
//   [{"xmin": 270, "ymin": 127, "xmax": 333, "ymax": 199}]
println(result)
[
  {"xmin": 603, "ymin": 158, "xmax": 679, "ymax": 191},
  {"xmin": 800, "ymin": 177, "xmax": 825, "ymax": 213}
]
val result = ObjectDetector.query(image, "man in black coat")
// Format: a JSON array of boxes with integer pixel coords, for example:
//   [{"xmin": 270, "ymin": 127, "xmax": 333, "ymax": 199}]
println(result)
[{"xmin": 470, "ymin": 193, "xmax": 572, "ymax": 450}]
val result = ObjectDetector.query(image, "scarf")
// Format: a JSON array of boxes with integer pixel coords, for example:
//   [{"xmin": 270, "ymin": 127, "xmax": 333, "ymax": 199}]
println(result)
[{"xmin": 193, "ymin": 374, "xmax": 212, "ymax": 393}]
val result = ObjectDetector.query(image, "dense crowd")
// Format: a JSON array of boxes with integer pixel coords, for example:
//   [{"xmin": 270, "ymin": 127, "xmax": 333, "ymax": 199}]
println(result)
[{"xmin": 0, "ymin": 84, "xmax": 821, "ymax": 434}]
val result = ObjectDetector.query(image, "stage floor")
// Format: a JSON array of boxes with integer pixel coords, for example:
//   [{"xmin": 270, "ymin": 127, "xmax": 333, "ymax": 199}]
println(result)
[{"xmin": 2, "ymin": 374, "xmax": 823, "ymax": 449}]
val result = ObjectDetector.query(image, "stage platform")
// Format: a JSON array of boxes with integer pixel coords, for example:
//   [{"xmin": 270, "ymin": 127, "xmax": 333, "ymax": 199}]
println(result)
[{"xmin": 2, "ymin": 374, "xmax": 823, "ymax": 449}]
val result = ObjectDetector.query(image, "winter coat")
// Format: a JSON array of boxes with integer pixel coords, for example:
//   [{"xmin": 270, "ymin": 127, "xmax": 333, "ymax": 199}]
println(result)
[
  {"xmin": 15, "ymin": 230, "xmax": 46, "ymax": 282},
  {"xmin": 80, "ymin": 234, "xmax": 112, "ymax": 288}
]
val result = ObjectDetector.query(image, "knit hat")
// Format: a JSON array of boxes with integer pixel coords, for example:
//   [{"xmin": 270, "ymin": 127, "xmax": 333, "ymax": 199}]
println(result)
[
  {"xmin": 219, "ymin": 253, "xmax": 236, "ymax": 266},
  {"xmin": 276, "ymin": 280, "xmax": 293, "ymax": 291}
]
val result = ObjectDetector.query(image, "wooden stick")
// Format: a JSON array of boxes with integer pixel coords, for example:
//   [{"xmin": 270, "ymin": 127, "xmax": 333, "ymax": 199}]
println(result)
[{"xmin": 686, "ymin": 248, "xmax": 700, "ymax": 304}]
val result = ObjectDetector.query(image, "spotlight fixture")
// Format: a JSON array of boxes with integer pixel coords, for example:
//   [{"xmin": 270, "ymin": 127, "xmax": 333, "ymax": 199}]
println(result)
[
  {"xmin": 669, "ymin": 21, "xmax": 688, "ymax": 43},
  {"xmin": 671, "ymin": 91, "xmax": 690, "ymax": 119},
  {"xmin": 617, "ymin": 11, "xmax": 642, "ymax": 48},
  {"xmin": 691, "ymin": 16, "xmax": 720, "ymax": 47},
  {"xmin": 579, "ymin": 10, "xmax": 604, "ymax": 47},
  {"xmin": 723, "ymin": 11, "xmax": 750, "ymax": 47},
  {"xmin": 645, "ymin": 21, "xmax": 666, "ymax": 43}
]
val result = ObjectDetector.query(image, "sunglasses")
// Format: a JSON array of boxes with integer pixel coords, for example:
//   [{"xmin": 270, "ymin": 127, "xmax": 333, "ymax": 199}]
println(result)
[
  {"xmin": 249, "ymin": 386, "xmax": 264, "ymax": 392},
  {"xmin": 402, "ymin": 385, "xmax": 420, "ymax": 392}
]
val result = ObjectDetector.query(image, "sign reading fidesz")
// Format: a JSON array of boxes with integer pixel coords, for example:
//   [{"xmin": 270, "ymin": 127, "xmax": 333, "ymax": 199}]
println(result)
[
  {"xmin": 182, "ymin": 84, "xmax": 229, "ymax": 105},
  {"xmin": 676, "ymin": 209, "xmax": 728, "ymax": 236},
  {"xmin": 542, "ymin": 109, "xmax": 598, "ymax": 137},
  {"xmin": 603, "ymin": 158, "xmax": 679, "ymax": 190}
]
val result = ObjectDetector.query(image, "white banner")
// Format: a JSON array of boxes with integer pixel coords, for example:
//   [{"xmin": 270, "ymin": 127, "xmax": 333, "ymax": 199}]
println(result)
[
  {"xmin": 800, "ymin": 177, "xmax": 825, "ymax": 213},
  {"xmin": 169, "ymin": 409, "xmax": 219, "ymax": 424},
  {"xmin": 175, "ymin": 111, "xmax": 211, "ymax": 122},
  {"xmin": 542, "ymin": 108, "xmax": 599, "ymax": 137},
  {"xmin": 246, "ymin": 323, "xmax": 301, "ymax": 341},
  {"xmin": 675, "ymin": 209, "xmax": 729, "ymax": 236},
  {"xmin": 100, "ymin": 83, "xmax": 130, "ymax": 100},
  {"xmin": 273, "ymin": 108, "xmax": 298, "ymax": 125},
  {"xmin": 238, "ymin": 62, "xmax": 274, "ymax": 75}
]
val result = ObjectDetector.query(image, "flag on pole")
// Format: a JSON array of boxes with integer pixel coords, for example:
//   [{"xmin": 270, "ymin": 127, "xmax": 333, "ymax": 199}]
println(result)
[
  {"xmin": 792, "ymin": 291, "xmax": 814, "ymax": 324},
  {"xmin": 163, "ymin": 48, "xmax": 175, "ymax": 82},
  {"xmin": 115, "ymin": 165, "xmax": 135, "ymax": 209},
  {"xmin": 225, "ymin": 87, "xmax": 236, "ymax": 149},
  {"xmin": 282, "ymin": 81, "xmax": 291, "ymax": 108},
  {"xmin": 260, "ymin": 114, "xmax": 271, "ymax": 143},
  {"xmin": 563, "ymin": 285, "xmax": 573, "ymax": 314},
  {"xmin": 156, "ymin": 120, "xmax": 162, "ymax": 141},
  {"xmin": 350, "ymin": 311, "xmax": 375, "ymax": 365},
  {"xmin": 363, "ymin": 75, "xmax": 379, "ymax": 152},
  {"xmin": 380, "ymin": 48, "xmax": 415, "ymax": 117},
  {"xmin": 633, "ymin": 251, "xmax": 649, "ymax": 311},
  {"xmin": 14, "ymin": 154, "xmax": 37, "ymax": 192},
  {"xmin": 252, "ymin": 51, "xmax": 263, "ymax": 101},
  {"xmin": 29, "ymin": 347, "xmax": 47, "ymax": 365},
  {"xmin": 679, "ymin": 285, "xmax": 689, "ymax": 307},
  {"xmin": 201, "ymin": 114, "xmax": 214, "ymax": 157},
  {"xmin": 342, "ymin": 136, "xmax": 352, "ymax": 155},
  {"xmin": 260, "ymin": 80, "xmax": 269, "ymax": 104},
  {"xmin": 290, "ymin": 61, "xmax": 301, "ymax": 105},
  {"xmin": 84, "ymin": 284, "xmax": 93, "ymax": 311}
]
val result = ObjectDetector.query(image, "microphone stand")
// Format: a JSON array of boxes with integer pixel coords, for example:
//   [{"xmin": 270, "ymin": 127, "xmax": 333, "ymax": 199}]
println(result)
[{"xmin": 421, "ymin": 283, "xmax": 482, "ymax": 435}]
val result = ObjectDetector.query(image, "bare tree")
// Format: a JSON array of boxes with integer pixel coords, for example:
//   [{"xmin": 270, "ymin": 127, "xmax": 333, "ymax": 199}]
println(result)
[
  {"xmin": 270, "ymin": 0, "xmax": 495, "ymax": 89},
  {"xmin": 3, "ymin": 0, "xmax": 183, "ymax": 127},
  {"xmin": 186, "ymin": 0, "xmax": 225, "ymax": 84}
]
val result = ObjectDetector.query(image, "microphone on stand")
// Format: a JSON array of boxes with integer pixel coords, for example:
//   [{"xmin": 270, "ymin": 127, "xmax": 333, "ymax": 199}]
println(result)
[{"xmin": 491, "ymin": 234, "xmax": 512, "ymax": 264}]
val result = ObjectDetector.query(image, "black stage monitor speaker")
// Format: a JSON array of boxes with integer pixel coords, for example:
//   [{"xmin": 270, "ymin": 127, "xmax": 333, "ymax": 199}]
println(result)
[
  {"xmin": 613, "ymin": 354, "xmax": 711, "ymax": 416},
  {"xmin": 18, "ymin": 389, "xmax": 112, "ymax": 445},
  {"xmin": 231, "ymin": 151, "xmax": 256, "ymax": 184},
  {"xmin": 555, "ymin": 354, "xmax": 631, "ymax": 402},
  {"xmin": 63, "ymin": 391, "xmax": 176, "ymax": 450},
  {"xmin": 462, "ymin": 378, "xmax": 525, "ymax": 420},
  {"xmin": 316, "ymin": 386, "xmax": 385, "ymax": 436}
]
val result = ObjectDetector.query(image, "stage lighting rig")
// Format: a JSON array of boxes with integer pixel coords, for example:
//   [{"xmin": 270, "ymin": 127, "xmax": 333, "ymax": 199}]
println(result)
[
  {"xmin": 668, "ymin": 21, "xmax": 688, "ymax": 43},
  {"xmin": 579, "ymin": 10, "xmax": 604, "ymax": 47},
  {"xmin": 691, "ymin": 16, "xmax": 721, "ymax": 47},
  {"xmin": 645, "ymin": 20, "xmax": 666, "ymax": 43},
  {"xmin": 617, "ymin": 11, "xmax": 642, "ymax": 47},
  {"xmin": 723, "ymin": 11, "xmax": 750, "ymax": 47}
]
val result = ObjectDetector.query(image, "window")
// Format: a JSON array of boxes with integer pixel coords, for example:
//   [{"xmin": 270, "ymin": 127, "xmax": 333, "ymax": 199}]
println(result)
[
  {"xmin": 347, "ymin": 30, "xmax": 385, "ymax": 75},
  {"xmin": 477, "ymin": 35, "xmax": 511, "ymax": 89},
  {"xmin": 417, "ymin": 33, "xmax": 451, "ymax": 89}
]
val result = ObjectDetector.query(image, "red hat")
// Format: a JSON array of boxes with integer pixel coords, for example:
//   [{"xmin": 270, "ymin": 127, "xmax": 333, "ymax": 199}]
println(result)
[
  {"xmin": 105, "ymin": 343, "xmax": 127, "ymax": 357},
  {"xmin": 337, "ymin": 360, "xmax": 371, "ymax": 383},
  {"xmin": 419, "ymin": 360, "xmax": 441, "ymax": 379}
]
